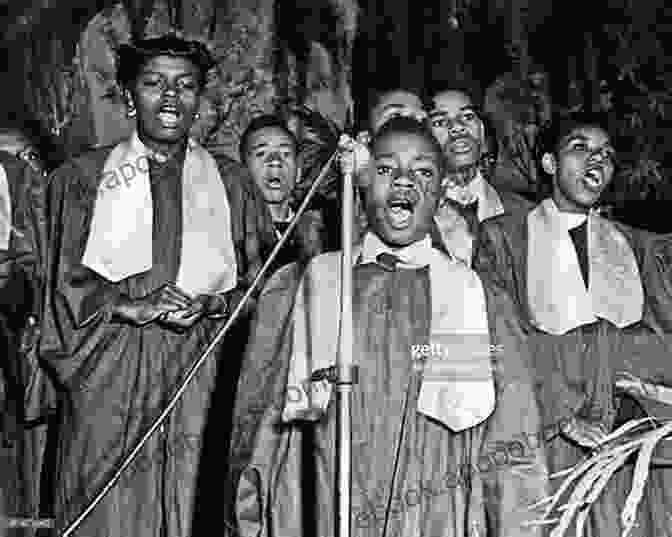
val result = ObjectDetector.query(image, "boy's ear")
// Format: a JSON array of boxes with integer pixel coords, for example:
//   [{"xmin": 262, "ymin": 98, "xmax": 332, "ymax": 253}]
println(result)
[
  {"xmin": 541, "ymin": 152, "xmax": 557, "ymax": 176},
  {"xmin": 123, "ymin": 89, "xmax": 134, "ymax": 107}
]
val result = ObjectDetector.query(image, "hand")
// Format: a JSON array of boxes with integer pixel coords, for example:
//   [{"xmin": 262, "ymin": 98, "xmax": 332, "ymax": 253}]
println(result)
[
  {"xmin": 113, "ymin": 284, "xmax": 195, "ymax": 326},
  {"xmin": 615, "ymin": 371, "xmax": 658, "ymax": 400},
  {"xmin": 560, "ymin": 416, "xmax": 609, "ymax": 449},
  {"xmin": 158, "ymin": 303, "xmax": 205, "ymax": 331},
  {"xmin": 193, "ymin": 293, "xmax": 229, "ymax": 319},
  {"xmin": 338, "ymin": 133, "xmax": 371, "ymax": 178}
]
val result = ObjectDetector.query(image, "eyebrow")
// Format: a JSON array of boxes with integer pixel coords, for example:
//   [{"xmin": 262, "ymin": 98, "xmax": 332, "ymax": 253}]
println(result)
[
  {"xmin": 380, "ymin": 103, "xmax": 408, "ymax": 113},
  {"xmin": 250, "ymin": 141, "xmax": 295, "ymax": 151},
  {"xmin": 374, "ymin": 152, "xmax": 438, "ymax": 164},
  {"xmin": 428, "ymin": 106, "xmax": 476, "ymax": 117},
  {"xmin": 138, "ymin": 70, "xmax": 198, "ymax": 79},
  {"xmin": 563, "ymin": 134, "xmax": 613, "ymax": 149}
]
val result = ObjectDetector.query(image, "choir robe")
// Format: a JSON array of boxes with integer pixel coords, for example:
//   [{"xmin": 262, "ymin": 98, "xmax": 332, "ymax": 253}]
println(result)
[
  {"xmin": 39, "ymin": 145, "xmax": 275, "ymax": 537},
  {"xmin": 0, "ymin": 151, "xmax": 52, "ymax": 536},
  {"xmin": 230, "ymin": 249, "xmax": 549, "ymax": 537},
  {"xmin": 474, "ymin": 209, "xmax": 672, "ymax": 537}
]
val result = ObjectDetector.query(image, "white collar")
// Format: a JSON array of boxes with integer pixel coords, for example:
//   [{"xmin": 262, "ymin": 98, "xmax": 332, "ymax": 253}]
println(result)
[
  {"xmin": 441, "ymin": 171, "xmax": 505, "ymax": 221},
  {"xmin": 360, "ymin": 232, "xmax": 434, "ymax": 268},
  {"xmin": 274, "ymin": 206, "xmax": 295, "ymax": 224},
  {"xmin": 544, "ymin": 198, "xmax": 588, "ymax": 230}
]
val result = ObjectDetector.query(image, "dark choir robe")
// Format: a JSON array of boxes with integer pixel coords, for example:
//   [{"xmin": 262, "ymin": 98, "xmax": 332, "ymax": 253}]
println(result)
[
  {"xmin": 229, "ymin": 248, "xmax": 549, "ymax": 537},
  {"xmin": 0, "ymin": 151, "xmax": 52, "ymax": 536},
  {"xmin": 474, "ymin": 208, "xmax": 672, "ymax": 537},
  {"xmin": 39, "ymin": 146, "xmax": 274, "ymax": 537}
]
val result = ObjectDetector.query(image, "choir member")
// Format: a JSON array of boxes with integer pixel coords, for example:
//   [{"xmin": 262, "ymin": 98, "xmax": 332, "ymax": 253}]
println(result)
[
  {"xmin": 429, "ymin": 88, "xmax": 531, "ymax": 265},
  {"xmin": 475, "ymin": 112, "xmax": 672, "ymax": 536},
  {"xmin": 240, "ymin": 114, "xmax": 328, "ymax": 271},
  {"xmin": 38, "ymin": 35, "xmax": 272, "ymax": 537},
  {"xmin": 0, "ymin": 148, "xmax": 49, "ymax": 536}
]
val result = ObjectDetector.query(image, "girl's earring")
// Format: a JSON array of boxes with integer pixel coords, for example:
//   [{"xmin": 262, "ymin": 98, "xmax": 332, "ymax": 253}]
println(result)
[{"xmin": 126, "ymin": 101, "xmax": 137, "ymax": 118}]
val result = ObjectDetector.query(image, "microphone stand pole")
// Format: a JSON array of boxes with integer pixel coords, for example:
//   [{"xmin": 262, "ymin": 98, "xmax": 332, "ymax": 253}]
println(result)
[{"xmin": 335, "ymin": 165, "xmax": 357, "ymax": 537}]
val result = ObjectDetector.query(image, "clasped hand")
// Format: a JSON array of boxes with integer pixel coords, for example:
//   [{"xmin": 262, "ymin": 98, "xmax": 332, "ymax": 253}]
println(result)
[{"xmin": 115, "ymin": 284, "xmax": 228, "ymax": 330}]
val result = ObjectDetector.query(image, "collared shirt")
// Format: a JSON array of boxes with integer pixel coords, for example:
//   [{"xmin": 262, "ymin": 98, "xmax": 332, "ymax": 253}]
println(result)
[
  {"xmin": 273, "ymin": 207, "xmax": 296, "ymax": 239},
  {"xmin": 359, "ymin": 232, "xmax": 434, "ymax": 269},
  {"xmin": 440, "ymin": 171, "xmax": 505, "ymax": 222}
]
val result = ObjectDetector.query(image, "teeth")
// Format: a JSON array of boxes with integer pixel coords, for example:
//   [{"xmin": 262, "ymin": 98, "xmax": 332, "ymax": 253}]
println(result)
[
  {"xmin": 451, "ymin": 139, "xmax": 471, "ymax": 152},
  {"xmin": 584, "ymin": 169, "xmax": 603, "ymax": 187},
  {"xmin": 388, "ymin": 205, "xmax": 412, "ymax": 228},
  {"xmin": 158, "ymin": 112, "xmax": 179, "ymax": 127}
]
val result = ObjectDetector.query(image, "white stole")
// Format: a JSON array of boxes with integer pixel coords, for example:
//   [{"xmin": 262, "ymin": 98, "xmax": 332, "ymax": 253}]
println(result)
[
  {"xmin": 282, "ymin": 232, "xmax": 494, "ymax": 432},
  {"xmin": 527, "ymin": 198, "xmax": 644, "ymax": 335},
  {"xmin": 0, "ymin": 164, "xmax": 10, "ymax": 250},
  {"xmin": 82, "ymin": 131, "xmax": 237, "ymax": 296}
]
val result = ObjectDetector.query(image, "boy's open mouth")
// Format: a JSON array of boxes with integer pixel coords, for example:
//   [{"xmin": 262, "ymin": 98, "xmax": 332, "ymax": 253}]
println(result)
[{"xmin": 386, "ymin": 193, "xmax": 418, "ymax": 229}]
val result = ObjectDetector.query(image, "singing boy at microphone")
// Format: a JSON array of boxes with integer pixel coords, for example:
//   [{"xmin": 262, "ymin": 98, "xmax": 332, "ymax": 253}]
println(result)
[{"xmin": 230, "ymin": 117, "xmax": 549, "ymax": 537}]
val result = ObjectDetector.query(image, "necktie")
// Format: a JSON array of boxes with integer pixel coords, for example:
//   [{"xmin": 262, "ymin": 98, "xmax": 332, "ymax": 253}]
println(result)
[
  {"xmin": 274, "ymin": 221, "xmax": 291, "ymax": 236},
  {"xmin": 460, "ymin": 200, "xmax": 480, "ymax": 236},
  {"xmin": 376, "ymin": 252, "xmax": 402, "ymax": 271},
  {"xmin": 569, "ymin": 221, "xmax": 589, "ymax": 287}
]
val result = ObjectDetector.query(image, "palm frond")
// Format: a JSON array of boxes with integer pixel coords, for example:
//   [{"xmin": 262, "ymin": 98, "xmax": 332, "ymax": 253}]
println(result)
[{"xmin": 532, "ymin": 417, "xmax": 672, "ymax": 537}]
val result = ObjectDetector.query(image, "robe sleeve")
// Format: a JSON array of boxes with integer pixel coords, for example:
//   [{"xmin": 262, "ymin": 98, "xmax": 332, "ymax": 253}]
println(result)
[
  {"xmin": 0, "ymin": 157, "xmax": 47, "ymax": 320},
  {"xmin": 0, "ymin": 156, "xmax": 52, "ymax": 423},
  {"xmin": 637, "ymin": 230, "xmax": 672, "ymax": 335},
  {"xmin": 480, "ymin": 282, "xmax": 549, "ymax": 537},
  {"xmin": 227, "ymin": 263, "xmax": 304, "ymax": 537},
  {"xmin": 39, "ymin": 157, "xmax": 136, "ymax": 390},
  {"xmin": 613, "ymin": 229, "xmax": 672, "ymax": 422}
]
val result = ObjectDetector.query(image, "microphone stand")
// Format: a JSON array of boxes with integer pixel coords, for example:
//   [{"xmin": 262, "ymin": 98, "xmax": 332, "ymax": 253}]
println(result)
[
  {"xmin": 335, "ymin": 164, "xmax": 357, "ymax": 537},
  {"xmin": 59, "ymin": 151, "xmax": 339, "ymax": 537}
]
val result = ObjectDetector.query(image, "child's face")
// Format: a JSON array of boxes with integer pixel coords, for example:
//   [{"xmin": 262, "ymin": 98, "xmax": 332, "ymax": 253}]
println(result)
[
  {"xmin": 366, "ymin": 131, "xmax": 441, "ymax": 246},
  {"xmin": 544, "ymin": 125, "xmax": 615, "ymax": 213}
]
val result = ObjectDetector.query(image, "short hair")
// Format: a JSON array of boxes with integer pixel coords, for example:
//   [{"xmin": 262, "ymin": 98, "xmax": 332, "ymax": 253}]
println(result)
[
  {"xmin": 239, "ymin": 115, "xmax": 298, "ymax": 163},
  {"xmin": 369, "ymin": 88, "xmax": 424, "ymax": 120},
  {"xmin": 538, "ymin": 111, "xmax": 615, "ymax": 157},
  {"xmin": 426, "ymin": 80, "xmax": 483, "ymax": 112},
  {"xmin": 371, "ymin": 116, "xmax": 444, "ymax": 174},
  {"xmin": 116, "ymin": 35, "xmax": 215, "ymax": 89}
]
